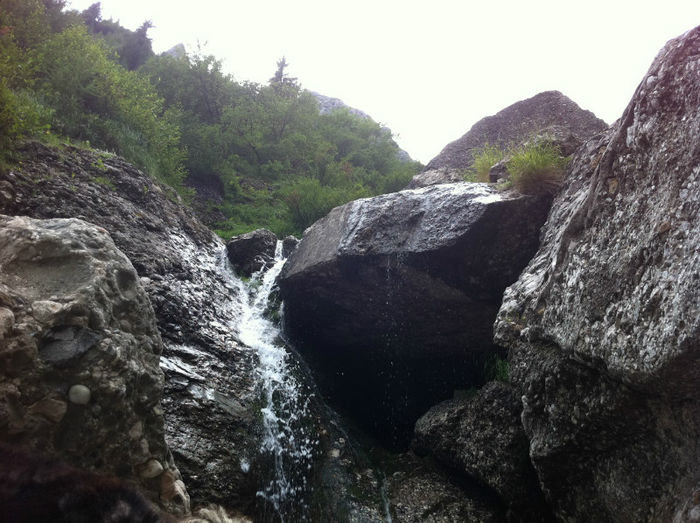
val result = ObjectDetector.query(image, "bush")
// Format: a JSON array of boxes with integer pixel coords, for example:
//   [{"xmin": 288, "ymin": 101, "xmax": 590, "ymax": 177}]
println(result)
[
  {"xmin": 468, "ymin": 143, "xmax": 504, "ymax": 182},
  {"xmin": 506, "ymin": 141, "xmax": 568, "ymax": 195},
  {"xmin": 32, "ymin": 25, "xmax": 187, "ymax": 191}
]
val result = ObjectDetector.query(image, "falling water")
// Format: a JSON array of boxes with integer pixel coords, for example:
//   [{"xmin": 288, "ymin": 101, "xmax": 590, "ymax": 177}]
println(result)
[{"xmin": 229, "ymin": 242, "xmax": 318, "ymax": 522}]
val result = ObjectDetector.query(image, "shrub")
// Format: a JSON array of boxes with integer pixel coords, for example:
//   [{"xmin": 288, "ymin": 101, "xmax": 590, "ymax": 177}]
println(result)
[
  {"xmin": 468, "ymin": 143, "xmax": 504, "ymax": 182},
  {"xmin": 506, "ymin": 141, "xmax": 568, "ymax": 195}
]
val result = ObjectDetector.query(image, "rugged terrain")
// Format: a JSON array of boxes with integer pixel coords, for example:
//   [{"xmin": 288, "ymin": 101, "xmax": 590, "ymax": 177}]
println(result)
[{"xmin": 0, "ymin": 24, "xmax": 698, "ymax": 523}]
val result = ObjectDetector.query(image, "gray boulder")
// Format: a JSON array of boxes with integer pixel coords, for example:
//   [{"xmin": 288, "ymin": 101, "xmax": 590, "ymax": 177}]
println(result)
[
  {"xmin": 226, "ymin": 228, "xmax": 278, "ymax": 277},
  {"xmin": 494, "ymin": 26, "xmax": 700, "ymax": 522},
  {"xmin": 0, "ymin": 215, "xmax": 188, "ymax": 512},
  {"xmin": 408, "ymin": 91, "xmax": 606, "ymax": 188},
  {"xmin": 278, "ymin": 182, "xmax": 551, "ymax": 446},
  {"xmin": 413, "ymin": 382, "xmax": 547, "ymax": 519}
]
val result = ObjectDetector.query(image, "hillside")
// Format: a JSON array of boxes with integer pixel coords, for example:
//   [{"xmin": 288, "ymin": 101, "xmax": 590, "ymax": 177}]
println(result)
[{"xmin": 0, "ymin": 1, "xmax": 422, "ymax": 237}]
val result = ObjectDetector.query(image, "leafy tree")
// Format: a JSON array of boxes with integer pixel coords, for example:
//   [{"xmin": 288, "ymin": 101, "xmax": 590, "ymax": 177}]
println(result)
[{"xmin": 31, "ymin": 25, "xmax": 185, "ymax": 187}]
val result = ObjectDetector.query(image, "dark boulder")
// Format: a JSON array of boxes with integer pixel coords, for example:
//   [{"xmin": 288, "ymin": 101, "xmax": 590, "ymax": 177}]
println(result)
[
  {"xmin": 413, "ymin": 382, "xmax": 549, "ymax": 520},
  {"xmin": 408, "ymin": 91, "xmax": 606, "ymax": 188},
  {"xmin": 226, "ymin": 228, "xmax": 278, "ymax": 277},
  {"xmin": 278, "ymin": 183, "xmax": 551, "ymax": 446},
  {"xmin": 281, "ymin": 235, "xmax": 300, "ymax": 258},
  {"xmin": 494, "ymin": 26, "xmax": 700, "ymax": 522}
]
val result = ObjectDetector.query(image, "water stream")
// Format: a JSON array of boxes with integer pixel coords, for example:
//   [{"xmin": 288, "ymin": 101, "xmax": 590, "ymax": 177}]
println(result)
[{"xmin": 229, "ymin": 242, "xmax": 318, "ymax": 522}]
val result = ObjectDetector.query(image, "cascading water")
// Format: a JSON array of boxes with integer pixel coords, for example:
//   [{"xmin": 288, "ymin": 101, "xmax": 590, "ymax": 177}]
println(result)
[{"xmin": 228, "ymin": 242, "xmax": 318, "ymax": 522}]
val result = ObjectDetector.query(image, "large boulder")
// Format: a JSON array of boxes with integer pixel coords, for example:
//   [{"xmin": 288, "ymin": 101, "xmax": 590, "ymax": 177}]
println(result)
[
  {"xmin": 408, "ymin": 90, "xmax": 606, "ymax": 188},
  {"xmin": 0, "ymin": 215, "xmax": 187, "ymax": 512},
  {"xmin": 494, "ymin": 27, "xmax": 700, "ymax": 522},
  {"xmin": 278, "ymin": 183, "xmax": 551, "ymax": 446},
  {"xmin": 413, "ymin": 382, "xmax": 548, "ymax": 520}
]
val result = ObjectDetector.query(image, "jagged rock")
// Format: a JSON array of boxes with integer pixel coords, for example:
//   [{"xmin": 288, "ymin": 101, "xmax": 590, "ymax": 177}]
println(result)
[
  {"xmin": 408, "ymin": 91, "xmax": 606, "ymax": 188},
  {"xmin": 278, "ymin": 183, "xmax": 551, "ymax": 446},
  {"xmin": 413, "ymin": 382, "xmax": 548, "ymax": 519},
  {"xmin": 0, "ymin": 215, "xmax": 187, "ymax": 512},
  {"xmin": 494, "ymin": 27, "xmax": 700, "ymax": 522},
  {"xmin": 226, "ymin": 228, "xmax": 278, "ymax": 277},
  {"xmin": 0, "ymin": 142, "xmax": 263, "ymax": 514}
]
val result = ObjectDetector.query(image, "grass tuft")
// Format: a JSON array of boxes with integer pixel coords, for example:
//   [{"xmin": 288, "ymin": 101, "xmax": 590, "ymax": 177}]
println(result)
[
  {"xmin": 468, "ymin": 143, "xmax": 505, "ymax": 182},
  {"xmin": 506, "ymin": 142, "xmax": 568, "ymax": 195}
]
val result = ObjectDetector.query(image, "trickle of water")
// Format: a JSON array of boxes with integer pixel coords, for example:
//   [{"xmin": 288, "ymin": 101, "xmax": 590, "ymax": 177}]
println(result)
[{"xmin": 228, "ymin": 242, "xmax": 317, "ymax": 522}]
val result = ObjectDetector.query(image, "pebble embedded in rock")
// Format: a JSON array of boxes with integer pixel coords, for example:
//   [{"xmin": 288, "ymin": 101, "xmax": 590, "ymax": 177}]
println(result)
[
  {"xmin": 68, "ymin": 384, "xmax": 91, "ymax": 405},
  {"xmin": 140, "ymin": 458, "xmax": 164, "ymax": 479}
]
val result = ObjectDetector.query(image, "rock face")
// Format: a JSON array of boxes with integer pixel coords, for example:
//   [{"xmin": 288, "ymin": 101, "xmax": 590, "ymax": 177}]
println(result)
[
  {"xmin": 408, "ymin": 91, "xmax": 606, "ymax": 188},
  {"xmin": 494, "ymin": 27, "xmax": 700, "ymax": 522},
  {"xmin": 226, "ymin": 228, "xmax": 278, "ymax": 276},
  {"xmin": 413, "ymin": 382, "xmax": 547, "ymax": 519},
  {"xmin": 0, "ymin": 215, "xmax": 187, "ymax": 512},
  {"xmin": 278, "ymin": 183, "xmax": 551, "ymax": 446},
  {"xmin": 0, "ymin": 142, "xmax": 262, "ymax": 513}
]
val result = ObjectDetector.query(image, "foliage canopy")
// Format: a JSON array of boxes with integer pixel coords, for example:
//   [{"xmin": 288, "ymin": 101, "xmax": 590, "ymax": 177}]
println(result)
[{"xmin": 0, "ymin": 1, "xmax": 421, "ymax": 235}]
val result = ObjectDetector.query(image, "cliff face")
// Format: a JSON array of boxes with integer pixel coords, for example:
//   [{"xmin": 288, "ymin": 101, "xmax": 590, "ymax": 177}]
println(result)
[{"xmin": 494, "ymin": 26, "xmax": 700, "ymax": 521}]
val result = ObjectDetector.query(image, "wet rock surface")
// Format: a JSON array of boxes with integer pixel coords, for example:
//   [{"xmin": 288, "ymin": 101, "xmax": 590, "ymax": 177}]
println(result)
[
  {"xmin": 413, "ymin": 382, "xmax": 549, "ymax": 520},
  {"xmin": 383, "ymin": 452, "xmax": 503, "ymax": 522},
  {"xmin": 279, "ymin": 183, "xmax": 551, "ymax": 446},
  {"xmin": 408, "ymin": 90, "xmax": 606, "ymax": 188},
  {"xmin": 494, "ymin": 27, "xmax": 700, "ymax": 522},
  {"xmin": 226, "ymin": 228, "xmax": 278, "ymax": 277},
  {"xmin": 0, "ymin": 142, "xmax": 262, "ymax": 514},
  {"xmin": 0, "ymin": 215, "xmax": 187, "ymax": 511}
]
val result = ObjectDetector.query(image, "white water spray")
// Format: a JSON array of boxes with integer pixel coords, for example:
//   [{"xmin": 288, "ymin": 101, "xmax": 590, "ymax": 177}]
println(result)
[{"xmin": 228, "ymin": 242, "xmax": 317, "ymax": 522}]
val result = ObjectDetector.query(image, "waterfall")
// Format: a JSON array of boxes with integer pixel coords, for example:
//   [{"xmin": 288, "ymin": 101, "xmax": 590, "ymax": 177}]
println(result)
[{"xmin": 228, "ymin": 242, "xmax": 318, "ymax": 522}]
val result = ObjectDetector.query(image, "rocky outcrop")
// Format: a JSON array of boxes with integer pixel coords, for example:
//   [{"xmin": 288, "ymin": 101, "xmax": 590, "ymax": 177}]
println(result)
[
  {"xmin": 225, "ymin": 228, "xmax": 277, "ymax": 276},
  {"xmin": 494, "ymin": 27, "xmax": 700, "ymax": 522},
  {"xmin": 279, "ymin": 182, "xmax": 551, "ymax": 446},
  {"xmin": 413, "ymin": 382, "xmax": 548, "ymax": 519},
  {"xmin": 0, "ymin": 215, "xmax": 187, "ymax": 512},
  {"xmin": 0, "ymin": 142, "xmax": 263, "ymax": 514},
  {"xmin": 408, "ymin": 91, "xmax": 606, "ymax": 188}
]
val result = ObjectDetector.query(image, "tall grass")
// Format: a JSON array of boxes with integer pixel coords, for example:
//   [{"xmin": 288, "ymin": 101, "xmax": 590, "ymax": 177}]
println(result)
[
  {"xmin": 507, "ymin": 142, "xmax": 568, "ymax": 195},
  {"xmin": 467, "ymin": 143, "xmax": 505, "ymax": 182}
]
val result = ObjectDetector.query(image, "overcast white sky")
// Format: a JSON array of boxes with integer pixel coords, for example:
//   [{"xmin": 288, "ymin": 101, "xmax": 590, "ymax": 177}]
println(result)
[{"xmin": 67, "ymin": 0, "xmax": 699, "ymax": 163}]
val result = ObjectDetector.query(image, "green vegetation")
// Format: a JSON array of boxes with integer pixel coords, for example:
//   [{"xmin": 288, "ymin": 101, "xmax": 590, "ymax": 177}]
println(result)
[
  {"xmin": 507, "ymin": 141, "xmax": 568, "ymax": 195},
  {"xmin": 0, "ymin": 1, "xmax": 422, "ymax": 236},
  {"xmin": 484, "ymin": 354, "xmax": 509, "ymax": 382},
  {"xmin": 465, "ymin": 139, "xmax": 568, "ymax": 195},
  {"xmin": 467, "ymin": 143, "xmax": 505, "ymax": 182}
]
